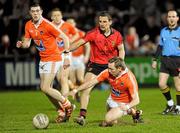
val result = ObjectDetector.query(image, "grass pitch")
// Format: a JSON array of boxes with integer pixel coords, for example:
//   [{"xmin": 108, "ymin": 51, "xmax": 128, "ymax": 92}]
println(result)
[{"xmin": 0, "ymin": 88, "xmax": 180, "ymax": 133}]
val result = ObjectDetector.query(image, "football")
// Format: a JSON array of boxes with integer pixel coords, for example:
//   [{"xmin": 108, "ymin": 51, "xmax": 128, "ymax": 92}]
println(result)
[{"xmin": 33, "ymin": 113, "xmax": 49, "ymax": 129}]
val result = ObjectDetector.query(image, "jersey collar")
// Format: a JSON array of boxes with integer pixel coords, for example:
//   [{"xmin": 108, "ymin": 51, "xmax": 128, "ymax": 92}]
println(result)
[
  {"xmin": 55, "ymin": 20, "xmax": 65, "ymax": 29},
  {"xmin": 166, "ymin": 26, "xmax": 179, "ymax": 31},
  {"xmin": 116, "ymin": 68, "xmax": 128, "ymax": 79},
  {"xmin": 98, "ymin": 27, "xmax": 114, "ymax": 37},
  {"xmin": 32, "ymin": 16, "xmax": 43, "ymax": 29}
]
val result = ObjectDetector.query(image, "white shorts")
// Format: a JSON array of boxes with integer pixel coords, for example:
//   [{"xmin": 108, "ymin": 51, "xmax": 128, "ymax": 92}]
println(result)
[
  {"xmin": 61, "ymin": 53, "xmax": 72, "ymax": 65},
  {"xmin": 106, "ymin": 95, "xmax": 128, "ymax": 115},
  {"xmin": 71, "ymin": 55, "xmax": 85, "ymax": 70},
  {"xmin": 39, "ymin": 61, "xmax": 63, "ymax": 74},
  {"xmin": 107, "ymin": 95, "xmax": 126, "ymax": 108}
]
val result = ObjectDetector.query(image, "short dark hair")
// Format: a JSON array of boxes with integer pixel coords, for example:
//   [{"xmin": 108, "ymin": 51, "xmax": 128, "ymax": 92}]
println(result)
[
  {"xmin": 50, "ymin": 8, "xmax": 62, "ymax": 16},
  {"xmin": 51, "ymin": 8, "xmax": 61, "ymax": 12},
  {"xmin": 29, "ymin": 2, "xmax": 41, "ymax": 9},
  {"xmin": 97, "ymin": 11, "xmax": 112, "ymax": 21},
  {"xmin": 108, "ymin": 57, "xmax": 126, "ymax": 70}
]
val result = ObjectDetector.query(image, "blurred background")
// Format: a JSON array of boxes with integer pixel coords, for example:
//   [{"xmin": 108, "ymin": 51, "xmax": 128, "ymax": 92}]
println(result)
[{"xmin": 0, "ymin": 0, "xmax": 179, "ymax": 89}]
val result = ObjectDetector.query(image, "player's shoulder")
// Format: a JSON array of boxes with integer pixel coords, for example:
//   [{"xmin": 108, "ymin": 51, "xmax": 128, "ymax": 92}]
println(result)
[
  {"xmin": 42, "ymin": 18, "xmax": 52, "ymax": 26},
  {"xmin": 87, "ymin": 27, "xmax": 99, "ymax": 34},
  {"xmin": 63, "ymin": 21, "xmax": 73, "ymax": 27},
  {"xmin": 112, "ymin": 28, "xmax": 122, "ymax": 35},
  {"xmin": 100, "ymin": 69, "xmax": 109, "ymax": 76},
  {"xmin": 161, "ymin": 26, "xmax": 168, "ymax": 31},
  {"xmin": 97, "ymin": 69, "xmax": 109, "ymax": 79},
  {"xmin": 25, "ymin": 20, "xmax": 34, "ymax": 30},
  {"xmin": 25, "ymin": 20, "xmax": 32, "ymax": 26}
]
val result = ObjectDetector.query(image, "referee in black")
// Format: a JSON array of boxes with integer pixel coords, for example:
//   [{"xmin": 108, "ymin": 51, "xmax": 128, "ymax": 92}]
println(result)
[{"xmin": 152, "ymin": 10, "xmax": 180, "ymax": 115}]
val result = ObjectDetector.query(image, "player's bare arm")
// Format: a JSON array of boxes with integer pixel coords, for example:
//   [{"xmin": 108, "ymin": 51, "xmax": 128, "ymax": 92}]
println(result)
[
  {"xmin": 120, "ymin": 92, "xmax": 140, "ymax": 111},
  {"xmin": 128, "ymin": 91, "xmax": 140, "ymax": 108},
  {"xmin": 84, "ymin": 42, "xmax": 90, "ymax": 64},
  {"xmin": 58, "ymin": 30, "xmax": 70, "ymax": 51},
  {"xmin": 70, "ymin": 32, "xmax": 79, "ymax": 44},
  {"xmin": 16, "ymin": 38, "xmax": 31, "ymax": 48},
  {"xmin": 66, "ymin": 78, "xmax": 99, "ymax": 97},
  {"xmin": 117, "ymin": 44, "xmax": 125, "ymax": 60},
  {"xmin": 58, "ymin": 30, "xmax": 70, "ymax": 68},
  {"xmin": 69, "ymin": 38, "xmax": 86, "ymax": 52}
]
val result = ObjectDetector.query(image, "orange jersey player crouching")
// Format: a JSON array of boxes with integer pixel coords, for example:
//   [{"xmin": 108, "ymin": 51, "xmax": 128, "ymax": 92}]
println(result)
[{"xmin": 66, "ymin": 57, "xmax": 143, "ymax": 126}]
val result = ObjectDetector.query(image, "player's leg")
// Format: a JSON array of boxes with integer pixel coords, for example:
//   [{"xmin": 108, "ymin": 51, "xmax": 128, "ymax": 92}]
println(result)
[
  {"xmin": 45, "ymin": 74, "xmax": 63, "ymax": 110},
  {"xmin": 40, "ymin": 73, "xmax": 72, "ymax": 106},
  {"xmin": 39, "ymin": 61, "xmax": 73, "ymax": 122},
  {"xmin": 75, "ymin": 61, "xmax": 85, "ymax": 102},
  {"xmin": 99, "ymin": 108, "xmax": 124, "ymax": 127},
  {"xmin": 76, "ymin": 63, "xmax": 85, "ymax": 85},
  {"xmin": 73, "ymin": 72, "xmax": 96, "ymax": 125},
  {"xmin": 159, "ymin": 72, "xmax": 175, "ymax": 114},
  {"xmin": 173, "ymin": 76, "xmax": 180, "ymax": 115},
  {"xmin": 79, "ymin": 72, "xmax": 96, "ymax": 115},
  {"xmin": 69, "ymin": 67, "xmax": 77, "ymax": 90},
  {"xmin": 60, "ymin": 67, "xmax": 70, "ymax": 95}
]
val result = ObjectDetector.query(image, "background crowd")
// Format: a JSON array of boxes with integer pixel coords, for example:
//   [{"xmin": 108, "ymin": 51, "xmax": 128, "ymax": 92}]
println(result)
[{"xmin": 0, "ymin": 0, "xmax": 179, "ymax": 61}]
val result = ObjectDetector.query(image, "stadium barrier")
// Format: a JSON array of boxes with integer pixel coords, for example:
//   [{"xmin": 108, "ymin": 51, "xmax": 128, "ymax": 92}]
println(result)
[{"xmin": 0, "ymin": 57, "xmax": 173, "ymax": 89}]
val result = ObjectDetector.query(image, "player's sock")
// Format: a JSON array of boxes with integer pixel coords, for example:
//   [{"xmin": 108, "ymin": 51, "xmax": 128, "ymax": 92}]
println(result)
[
  {"xmin": 176, "ymin": 91, "xmax": 180, "ymax": 110},
  {"xmin": 167, "ymin": 99, "xmax": 174, "ymax": 106},
  {"xmin": 62, "ymin": 99, "xmax": 71, "ymax": 108},
  {"xmin": 80, "ymin": 109, "xmax": 87, "ymax": 119},
  {"xmin": 161, "ymin": 87, "xmax": 172, "ymax": 102}
]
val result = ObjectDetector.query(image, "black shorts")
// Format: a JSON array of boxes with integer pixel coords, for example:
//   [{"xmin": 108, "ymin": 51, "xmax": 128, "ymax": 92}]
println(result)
[
  {"xmin": 160, "ymin": 56, "xmax": 180, "ymax": 76},
  {"xmin": 86, "ymin": 62, "xmax": 108, "ymax": 75}
]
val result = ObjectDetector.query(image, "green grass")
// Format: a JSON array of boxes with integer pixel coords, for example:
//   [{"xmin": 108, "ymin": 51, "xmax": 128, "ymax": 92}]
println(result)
[{"xmin": 0, "ymin": 88, "xmax": 180, "ymax": 133}]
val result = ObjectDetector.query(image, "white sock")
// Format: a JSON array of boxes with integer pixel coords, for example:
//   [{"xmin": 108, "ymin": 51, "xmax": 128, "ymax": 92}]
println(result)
[
  {"xmin": 176, "ymin": 105, "xmax": 180, "ymax": 110},
  {"xmin": 167, "ymin": 99, "xmax": 174, "ymax": 106}
]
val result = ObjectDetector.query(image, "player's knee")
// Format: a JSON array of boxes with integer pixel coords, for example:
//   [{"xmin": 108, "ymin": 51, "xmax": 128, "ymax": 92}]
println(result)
[
  {"xmin": 40, "ymin": 84, "xmax": 49, "ymax": 93},
  {"xmin": 174, "ymin": 81, "xmax": 180, "ymax": 91},
  {"xmin": 78, "ymin": 78, "xmax": 84, "ymax": 84},
  {"xmin": 105, "ymin": 114, "xmax": 111, "ymax": 122},
  {"xmin": 158, "ymin": 81, "xmax": 167, "ymax": 89}
]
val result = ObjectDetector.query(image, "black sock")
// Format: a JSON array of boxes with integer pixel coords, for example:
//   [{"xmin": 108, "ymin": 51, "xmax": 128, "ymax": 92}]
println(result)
[
  {"xmin": 176, "ymin": 91, "xmax": 180, "ymax": 106},
  {"xmin": 161, "ymin": 87, "xmax": 172, "ymax": 101},
  {"xmin": 80, "ymin": 109, "xmax": 87, "ymax": 118}
]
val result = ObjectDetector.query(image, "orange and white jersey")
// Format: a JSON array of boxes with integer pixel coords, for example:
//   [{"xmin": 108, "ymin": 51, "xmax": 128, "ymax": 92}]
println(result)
[
  {"xmin": 72, "ymin": 29, "xmax": 85, "ymax": 57},
  {"xmin": 25, "ymin": 17, "xmax": 62, "ymax": 62},
  {"xmin": 54, "ymin": 20, "xmax": 77, "ymax": 52},
  {"xmin": 97, "ymin": 68, "xmax": 138, "ymax": 103}
]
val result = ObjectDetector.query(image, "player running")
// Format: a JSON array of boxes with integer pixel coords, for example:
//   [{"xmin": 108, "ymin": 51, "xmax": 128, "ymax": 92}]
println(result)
[{"xmin": 16, "ymin": 3, "xmax": 73, "ymax": 123}]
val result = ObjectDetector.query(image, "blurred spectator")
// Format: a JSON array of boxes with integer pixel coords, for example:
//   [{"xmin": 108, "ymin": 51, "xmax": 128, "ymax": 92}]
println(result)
[
  {"xmin": 125, "ymin": 26, "xmax": 139, "ymax": 56},
  {"xmin": 139, "ymin": 35, "xmax": 157, "ymax": 55},
  {"xmin": 0, "ymin": 34, "xmax": 19, "ymax": 61},
  {"xmin": 0, "ymin": 0, "xmax": 179, "ymax": 59},
  {"xmin": 0, "ymin": 34, "xmax": 11, "ymax": 55}
]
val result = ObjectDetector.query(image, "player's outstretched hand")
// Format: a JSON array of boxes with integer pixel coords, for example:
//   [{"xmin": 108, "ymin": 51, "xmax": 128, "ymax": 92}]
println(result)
[
  {"xmin": 63, "ymin": 58, "xmax": 70, "ymax": 69},
  {"xmin": 16, "ymin": 41, "xmax": 22, "ymax": 48}
]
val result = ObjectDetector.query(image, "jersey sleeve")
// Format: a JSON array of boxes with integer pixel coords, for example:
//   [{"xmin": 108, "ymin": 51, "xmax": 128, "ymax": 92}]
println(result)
[
  {"xmin": 116, "ymin": 32, "xmax": 123, "ymax": 47},
  {"xmin": 24, "ymin": 22, "xmax": 31, "ymax": 39},
  {"xmin": 47, "ymin": 22, "xmax": 61, "ymax": 38},
  {"xmin": 97, "ymin": 69, "xmax": 109, "ymax": 82},
  {"xmin": 126, "ymin": 74, "xmax": 138, "ymax": 99},
  {"xmin": 68, "ymin": 23, "xmax": 77, "ymax": 35},
  {"xmin": 83, "ymin": 30, "xmax": 94, "ymax": 42},
  {"xmin": 159, "ymin": 29, "xmax": 163, "ymax": 46}
]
